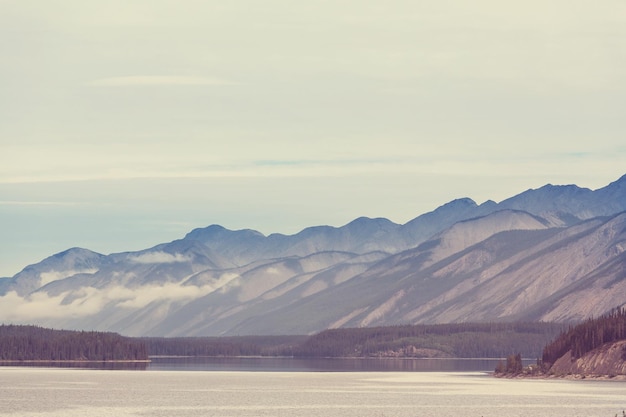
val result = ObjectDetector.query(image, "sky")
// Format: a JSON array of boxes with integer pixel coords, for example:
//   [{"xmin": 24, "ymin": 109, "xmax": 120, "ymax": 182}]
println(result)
[{"xmin": 1, "ymin": 1, "xmax": 625, "ymax": 277}]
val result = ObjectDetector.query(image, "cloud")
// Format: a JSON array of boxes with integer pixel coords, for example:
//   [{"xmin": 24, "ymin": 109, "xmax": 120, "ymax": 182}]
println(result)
[
  {"xmin": 0, "ymin": 200, "xmax": 85, "ymax": 206},
  {"xmin": 0, "ymin": 157, "xmax": 420, "ymax": 184},
  {"xmin": 115, "ymin": 283, "xmax": 211, "ymax": 308},
  {"xmin": 0, "ymin": 282, "xmax": 224, "ymax": 321},
  {"xmin": 0, "ymin": 289, "xmax": 106, "ymax": 320},
  {"xmin": 39, "ymin": 269, "xmax": 98, "ymax": 286},
  {"xmin": 89, "ymin": 75, "xmax": 236, "ymax": 87},
  {"xmin": 127, "ymin": 252, "xmax": 191, "ymax": 264}
]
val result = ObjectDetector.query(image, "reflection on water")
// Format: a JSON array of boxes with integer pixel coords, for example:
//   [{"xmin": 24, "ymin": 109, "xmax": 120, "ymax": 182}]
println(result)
[
  {"xmin": 147, "ymin": 357, "xmax": 513, "ymax": 372},
  {"xmin": 0, "ymin": 361, "xmax": 148, "ymax": 370},
  {"xmin": 0, "ymin": 357, "xmax": 535, "ymax": 372}
]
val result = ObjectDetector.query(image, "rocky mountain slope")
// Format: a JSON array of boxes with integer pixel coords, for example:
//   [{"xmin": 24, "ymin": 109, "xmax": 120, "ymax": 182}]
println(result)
[
  {"xmin": 549, "ymin": 341, "xmax": 626, "ymax": 377},
  {"xmin": 503, "ymin": 309, "xmax": 626, "ymax": 378},
  {"xmin": 1, "ymin": 174, "xmax": 625, "ymax": 336}
]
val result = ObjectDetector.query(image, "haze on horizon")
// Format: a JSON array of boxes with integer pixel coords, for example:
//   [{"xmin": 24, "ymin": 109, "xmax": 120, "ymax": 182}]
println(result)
[{"xmin": 1, "ymin": 1, "xmax": 625, "ymax": 277}]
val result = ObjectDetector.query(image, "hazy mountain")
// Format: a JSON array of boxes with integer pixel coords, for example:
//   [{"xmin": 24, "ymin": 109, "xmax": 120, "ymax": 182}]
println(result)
[
  {"xmin": 1, "ymin": 174, "xmax": 625, "ymax": 336},
  {"xmin": 499, "ymin": 173, "xmax": 626, "ymax": 224},
  {"xmin": 2, "ymin": 248, "xmax": 107, "ymax": 297}
]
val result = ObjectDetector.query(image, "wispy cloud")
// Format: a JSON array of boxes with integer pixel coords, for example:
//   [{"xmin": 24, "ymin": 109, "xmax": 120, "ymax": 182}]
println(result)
[
  {"xmin": 0, "ymin": 158, "xmax": 413, "ymax": 184},
  {"xmin": 0, "ymin": 200, "xmax": 85, "ymax": 206},
  {"xmin": 39, "ymin": 269, "xmax": 99, "ymax": 286},
  {"xmin": 2, "ymin": 146, "xmax": 624, "ymax": 188},
  {"xmin": 89, "ymin": 75, "xmax": 237, "ymax": 87},
  {"xmin": 0, "ymin": 282, "xmax": 226, "ymax": 321},
  {"xmin": 127, "ymin": 252, "xmax": 191, "ymax": 264},
  {"xmin": 0, "ymin": 289, "xmax": 106, "ymax": 320},
  {"xmin": 114, "ymin": 283, "xmax": 209, "ymax": 308}
]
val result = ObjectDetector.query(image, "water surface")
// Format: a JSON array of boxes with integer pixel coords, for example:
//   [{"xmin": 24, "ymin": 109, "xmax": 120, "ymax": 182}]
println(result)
[
  {"xmin": 147, "ymin": 356, "xmax": 510, "ymax": 372},
  {"xmin": 1, "ymin": 366, "xmax": 623, "ymax": 416}
]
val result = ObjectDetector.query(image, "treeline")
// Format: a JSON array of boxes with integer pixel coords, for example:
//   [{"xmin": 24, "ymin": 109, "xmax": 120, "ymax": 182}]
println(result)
[
  {"xmin": 542, "ymin": 308, "xmax": 626, "ymax": 367},
  {"xmin": 292, "ymin": 322, "xmax": 565, "ymax": 358},
  {"xmin": 1, "ymin": 321, "xmax": 571, "ymax": 362},
  {"xmin": 0, "ymin": 325, "xmax": 148, "ymax": 361},
  {"xmin": 142, "ymin": 335, "xmax": 307, "ymax": 357}
]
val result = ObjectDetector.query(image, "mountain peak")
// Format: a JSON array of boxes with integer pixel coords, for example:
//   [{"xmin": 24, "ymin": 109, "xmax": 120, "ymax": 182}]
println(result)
[
  {"xmin": 536, "ymin": 183, "xmax": 588, "ymax": 192},
  {"xmin": 345, "ymin": 217, "xmax": 396, "ymax": 228},
  {"xmin": 52, "ymin": 247, "xmax": 102, "ymax": 259},
  {"xmin": 444, "ymin": 197, "xmax": 477, "ymax": 207},
  {"xmin": 185, "ymin": 224, "xmax": 266, "ymax": 240},
  {"xmin": 480, "ymin": 199, "xmax": 498, "ymax": 208}
]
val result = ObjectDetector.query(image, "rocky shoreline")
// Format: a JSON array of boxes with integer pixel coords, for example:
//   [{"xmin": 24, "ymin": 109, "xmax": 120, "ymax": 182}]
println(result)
[
  {"xmin": 495, "ymin": 340, "xmax": 626, "ymax": 381},
  {"xmin": 495, "ymin": 371, "xmax": 626, "ymax": 381}
]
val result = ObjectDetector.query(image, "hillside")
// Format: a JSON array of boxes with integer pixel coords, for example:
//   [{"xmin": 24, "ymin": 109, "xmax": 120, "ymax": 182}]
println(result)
[
  {"xmin": 549, "ymin": 341, "xmax": 626, "ymax": 377},
  {"xmin": 0, "ymin": 174, "xmax": 625, "ymax": 336},
  {"xmin": 497, "ymin": 309, "xmax": 626, "ymax": 378},
  {"xmin": 541, "ymin": 308, "xmax": 626, "ymax": 377}
]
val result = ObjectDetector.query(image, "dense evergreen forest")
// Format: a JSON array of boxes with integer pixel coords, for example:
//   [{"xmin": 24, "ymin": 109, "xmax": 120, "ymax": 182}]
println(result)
[
  {"xmin": 142, "ymin": 322, "xmax": 564, "ymax": 359},
  {"xmin": 1, "ymin": 322, "xmax": 567, "ymax": 362},
  {"xmin": 292, "ymin": 322, "xmax": 565, "ymax": 358},
  {"xmin": 0, "ymin": 325, "xmax": 148, "ymax": 361},
  {"xmin": 5, "ymin": 312, "xmax": 626, "ymax": 367},
  {"xmin": 541, "ymin": 308, "xmax": 626, "ymax": 368},
  {"xmin": 142, "ymin": 335, "xmax": 307, "ymax": 357}
]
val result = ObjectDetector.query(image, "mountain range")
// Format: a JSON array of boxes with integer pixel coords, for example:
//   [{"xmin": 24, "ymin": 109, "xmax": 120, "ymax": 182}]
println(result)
[{"xmin": 1, "ymin": 174, "xmax": 625, "ymax": 337}]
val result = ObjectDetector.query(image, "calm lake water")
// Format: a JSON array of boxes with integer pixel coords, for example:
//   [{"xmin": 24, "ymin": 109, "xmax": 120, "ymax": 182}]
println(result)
[
  {"xmin": 147, "ymin": 357, "xmax": 515, "ymax": 372},
  {"xmin": 1, "ymin": 359, "xmax": 624, "ymax": 416}
]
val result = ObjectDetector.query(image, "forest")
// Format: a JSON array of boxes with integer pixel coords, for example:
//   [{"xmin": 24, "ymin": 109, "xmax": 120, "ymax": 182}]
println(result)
[
  {"xmin": 0, "ymin": 322, "xmax": 567, "ymax": 362},
  {"xmin": 291, "ymin": 322, "xmax": 565, "ymax": 358},
  {"xmin": 541, "ymin": 308, "xmax": 626, "ymax": 368},
  {"xmin": 141, "ymin": 323, "xmax": 564, "ymax": 359},
  {"xmin": 0, "ymin": 325, "xmax": 147, "ymax": 361},
  {"xmin": 141, "ymin": 335, "xmax": 307, "ymax": 357}
]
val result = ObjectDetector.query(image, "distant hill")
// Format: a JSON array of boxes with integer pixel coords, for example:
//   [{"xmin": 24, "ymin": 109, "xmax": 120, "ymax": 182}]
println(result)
[{"xmin": 0, "ymin": 174, "xmax": 625, "ymax": 336}]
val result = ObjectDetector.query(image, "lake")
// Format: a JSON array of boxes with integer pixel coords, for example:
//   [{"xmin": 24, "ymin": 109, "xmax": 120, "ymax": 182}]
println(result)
[
  {"xmin": 147, "ymin": 356, "xmax": 516, "ymax": 372},
  {"xmin": 1, "ymin": 359, "xmax": 624, "ymax": 416}
]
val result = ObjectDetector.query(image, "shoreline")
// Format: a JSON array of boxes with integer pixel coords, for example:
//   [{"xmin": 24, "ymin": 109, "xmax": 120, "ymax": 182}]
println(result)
[
  {"xmin": 0, "ymin": 359, "xmax": 151, "ymax": 364},
  {"xmin": 495, "ymin": 372, "xmax": 626, "ymax": 381}
]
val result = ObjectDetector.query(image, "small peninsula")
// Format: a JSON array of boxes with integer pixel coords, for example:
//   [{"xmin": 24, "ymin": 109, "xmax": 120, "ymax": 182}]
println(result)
[{"xmin": 496, "ymin": 308, "xmax": 626, "ymax": 379}]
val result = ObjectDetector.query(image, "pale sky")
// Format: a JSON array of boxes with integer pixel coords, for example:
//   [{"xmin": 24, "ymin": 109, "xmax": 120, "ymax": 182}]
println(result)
[{"xmin": 1, "ymin": 1, "xmax": 625, "ymax": 277}]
